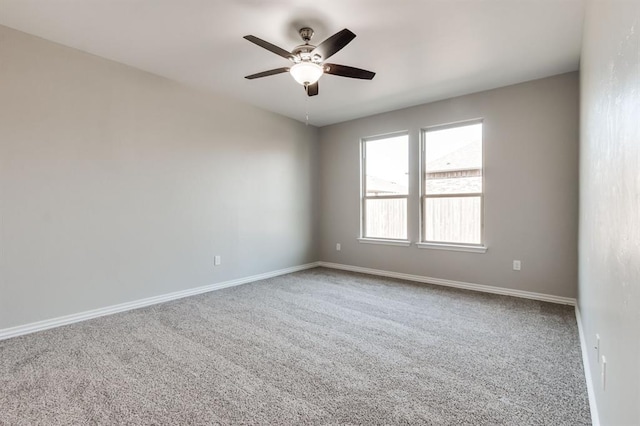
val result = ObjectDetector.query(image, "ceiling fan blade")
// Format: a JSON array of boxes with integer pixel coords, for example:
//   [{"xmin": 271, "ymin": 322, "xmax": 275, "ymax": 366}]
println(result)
[
  {"xmin": 243, "ymin": 35, "xmax": 292, "ymax": 60},
  {"xmin": 312, "ymin": 29, "xmax": 356, "ymax": 60},
  {"xmin": 306, "ymin": 82, "xmax": 319, "ymax": 96},
  {"xmin": 245, "ymin": 67, "xmax": 290, "ymax": 79},
  {"xmin": 324, "ymin": 63, "xmax": 376, "ymax": 80}
]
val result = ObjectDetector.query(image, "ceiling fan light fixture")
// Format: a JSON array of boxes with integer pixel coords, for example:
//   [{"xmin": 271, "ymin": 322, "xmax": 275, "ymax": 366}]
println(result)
[
  {"xmin": 290, "ymin": 62, "xmax": 323, "ymax": 86},
  {"xmin": 244, "ymin": 28, "xmax": 374, "ymax": 97}
]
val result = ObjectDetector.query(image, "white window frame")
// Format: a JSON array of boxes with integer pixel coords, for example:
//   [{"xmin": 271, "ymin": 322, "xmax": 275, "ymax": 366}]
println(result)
[
  {"xmin": 359, "ymin": 131, "xmax": 410, "ymax": 245},
  {"xmin": 417, "ymin": 119, "xmax": 486, "ymax": 253}
]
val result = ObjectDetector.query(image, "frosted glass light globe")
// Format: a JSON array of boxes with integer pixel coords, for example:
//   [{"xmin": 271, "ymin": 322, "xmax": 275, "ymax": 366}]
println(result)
[{"xmin": 290, "ymin": 62, "xmax": 323, "ymax": 85}]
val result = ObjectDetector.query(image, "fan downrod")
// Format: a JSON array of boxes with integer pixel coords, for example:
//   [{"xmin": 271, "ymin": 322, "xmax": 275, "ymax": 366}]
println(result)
[{"xmin": 299, "ymin": 27, "xmax": 314, "ymax": 43}]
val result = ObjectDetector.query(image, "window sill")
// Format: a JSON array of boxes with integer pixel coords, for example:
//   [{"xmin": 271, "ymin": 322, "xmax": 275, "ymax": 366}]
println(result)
[
  {"xmin": 357, "ymin": 238, "xmax": 411, "ymax": 247},
  {"xmin": 416, "ymin": 242, "xmax": 487, "ymax": 253}
]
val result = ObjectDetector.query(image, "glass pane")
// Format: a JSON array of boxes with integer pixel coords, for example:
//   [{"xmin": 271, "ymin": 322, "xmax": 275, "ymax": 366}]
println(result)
[
  {"xmin": 365, "ymin": 135, "xmax": 408, "ymax": 196},
  {"xmin": 424, "ymin": 196, "xmax": 481, "ymax": 244},
  {"xmin": 424, "ymin": 123, "xmax": 482, "ymax": 195},
  {"xmin": 365, "ymin": 198, "xmax": 407, "ymax": 240}
]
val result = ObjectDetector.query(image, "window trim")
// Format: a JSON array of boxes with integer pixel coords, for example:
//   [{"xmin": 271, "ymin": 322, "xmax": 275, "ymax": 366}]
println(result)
[
  {"xmin": 419, "ymin": 119, "xmax": 486, "ymax": 249},
  {"xmin": 415, "ymin": 242, "xmax": 487, "ymax": 253},
  {"xmin": 358, "ymin": 238, "xmax": 411, "ymax": 247},
  {"xmin": 360, "ymin": 131, "xmax": 410, "ymax": 243}
]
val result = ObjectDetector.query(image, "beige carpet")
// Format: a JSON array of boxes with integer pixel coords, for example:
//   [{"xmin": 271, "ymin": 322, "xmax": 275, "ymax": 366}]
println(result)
[{"xmin": 0, "ymin": 268, "xmax": 591, "ymax": 425}]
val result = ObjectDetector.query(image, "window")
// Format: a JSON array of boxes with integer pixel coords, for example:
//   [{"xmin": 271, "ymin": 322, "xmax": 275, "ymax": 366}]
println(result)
[
  {"xmin": 361, "ymin": 133, "xmax": 409, "ymax": 241},
  {"xmin": 421, "ymin": 121, "xmax": 483, "ymax": 246}
]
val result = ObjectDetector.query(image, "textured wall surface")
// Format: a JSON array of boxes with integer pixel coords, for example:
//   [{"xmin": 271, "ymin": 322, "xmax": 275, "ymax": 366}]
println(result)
[
  {"xmin": 0, "ymin": 26, "xmax": 319, "ymax": 330},
  {"xmin": 579, "ymin": 0, "xmax": 640, "ymax": 424},
  {"xmin": 318, "ymin": 73, "xmax": 580, "ymax": 298}
]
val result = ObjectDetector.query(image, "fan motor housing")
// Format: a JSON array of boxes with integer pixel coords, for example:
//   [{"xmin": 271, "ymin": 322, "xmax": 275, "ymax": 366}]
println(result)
[{"xmin": 291, "ymin": 45, "xmax": 321, "ymax": 63}]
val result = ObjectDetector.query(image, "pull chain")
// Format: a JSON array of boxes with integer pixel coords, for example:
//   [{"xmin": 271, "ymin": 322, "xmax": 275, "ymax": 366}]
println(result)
[{"xmin": 305, "ymin": 94, "xmax": 309, "ymax": 126}]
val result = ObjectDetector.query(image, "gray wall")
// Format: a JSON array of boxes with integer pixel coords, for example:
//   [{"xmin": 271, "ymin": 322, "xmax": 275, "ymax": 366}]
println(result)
[
  {"xmin": 318, "ymin": 73, "xmax": 579, "ymax": 298},
  {"xmin": 579, "ymin": 0, "xmax": 640, "ymax": 424},
  {"xmin": 0, "ymin": 26, "xmax": 319, "ymax": 330}
]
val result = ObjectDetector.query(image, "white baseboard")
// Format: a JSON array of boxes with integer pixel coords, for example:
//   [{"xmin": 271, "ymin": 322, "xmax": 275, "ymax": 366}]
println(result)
[
  {"xmin": 575, "ymin": 306, "xmax": 600, "ymax": 426},
  {"xmin": 0, "ymin": 260, "xmax": 577, "ymax": 342},
  {"xmin": 0, "ymin": 262, "xmax": 320, "ymax": 341},
  {"xmin": 317, "ymin": 261, "xmax": 576, "ymax": 305}
]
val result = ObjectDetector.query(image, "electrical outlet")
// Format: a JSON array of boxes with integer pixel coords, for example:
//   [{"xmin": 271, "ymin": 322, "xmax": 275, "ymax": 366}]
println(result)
[
  {"xmin": 513, "ymin": 260, "xmax": 521, "ymax": 271},
  {"xmin": 601, "ymin": 355, "xmax": 607, "ymax": 390},
  {"xmin": 214, "ymin": 255, "xmax": 221, "ymax": 266},
  {"xmin": 336, "ymin": 243, "xmax": 341, "ymax": 251},
  {"xmin": 595, "ymin": 334, "xmax": 600, "ymax": 361}
]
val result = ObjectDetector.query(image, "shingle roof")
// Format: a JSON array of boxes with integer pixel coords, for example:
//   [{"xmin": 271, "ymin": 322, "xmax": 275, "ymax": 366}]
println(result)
[
  {"xmin": 426, "ymin": 142, "xmax": 481, "ymax": 172},
  {"xmin": 366, "ymin": 175, "xmax": 408, "ymax": 195}
]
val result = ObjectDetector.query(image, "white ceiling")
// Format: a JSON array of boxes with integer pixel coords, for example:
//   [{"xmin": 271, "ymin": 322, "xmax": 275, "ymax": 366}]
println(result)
[{"xmin": 0, "ymin": 0, "xmax": 585, "ymax": 126}]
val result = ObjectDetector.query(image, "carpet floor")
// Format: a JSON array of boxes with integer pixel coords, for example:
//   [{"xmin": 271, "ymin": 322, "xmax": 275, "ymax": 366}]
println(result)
[{"xmin": 0, "ymin": 268, "xmax": 591, "ymax": 425}]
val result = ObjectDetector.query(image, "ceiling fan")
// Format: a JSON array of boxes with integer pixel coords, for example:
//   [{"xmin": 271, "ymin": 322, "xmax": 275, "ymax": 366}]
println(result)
[{"xmin": 243, "ymin": 27, "xmax": 375, "ymax": 96}]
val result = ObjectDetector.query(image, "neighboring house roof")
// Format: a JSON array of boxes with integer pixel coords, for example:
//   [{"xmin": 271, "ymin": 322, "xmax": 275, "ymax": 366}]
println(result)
[
  {"xmin": 426, "ymin": 142, "xmax": 482, "ymax": 173},
  {"xmin": 366, "ymin": 175, "xmax": 408, "ymax": 195},
  {"xmin": 425, "ymin": 142, "xmax": 482, "ymax": 194}
]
